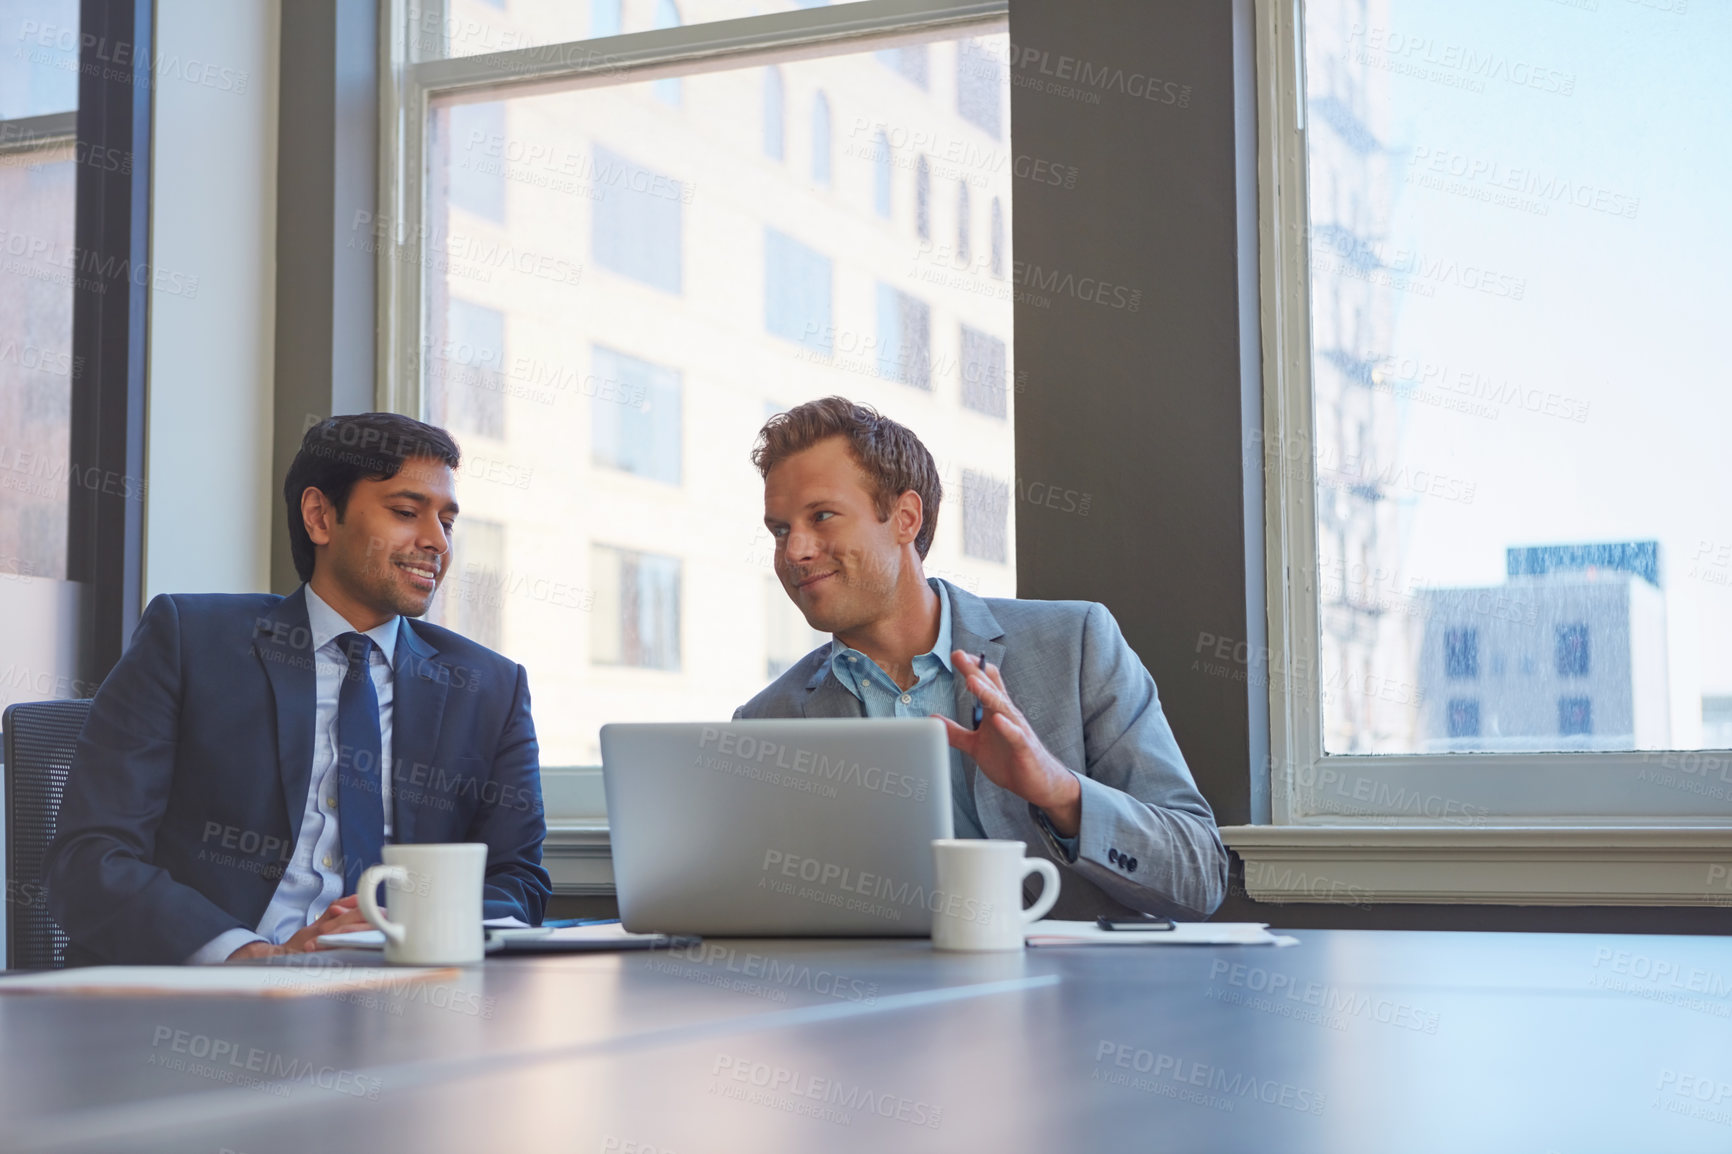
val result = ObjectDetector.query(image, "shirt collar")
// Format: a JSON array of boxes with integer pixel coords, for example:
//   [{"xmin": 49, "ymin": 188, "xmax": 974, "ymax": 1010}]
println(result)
[
  {"xmin": 827, "ymin": 578, "xmax": 955, "ymax": 678},
  {"xmin": 304, "ymin": 583, "xmax": 400, "ymax": 665}
]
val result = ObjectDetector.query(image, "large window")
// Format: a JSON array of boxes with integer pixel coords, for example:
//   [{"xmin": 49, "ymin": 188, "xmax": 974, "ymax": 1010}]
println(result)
[
  {"xmin": 394, "ymin": 7, "xmax": 1015, "ymax": 763},
  {"xmin": 1266, "ymin": 0, "xmax": 1732, "ymax": 819},
  {"xmin": 0, "ymin": 0, "xmax": 86, "ymax": 711}
]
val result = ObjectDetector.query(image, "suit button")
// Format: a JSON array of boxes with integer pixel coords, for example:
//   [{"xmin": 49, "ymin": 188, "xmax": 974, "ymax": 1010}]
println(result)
[
  {"xmin": 322, "ymin": 855, "xmax": 333, "ymax": 869},
  {"xmin": 1126, "ymin": 857, "xmax": 1138, "ymax": 873},
  {"xmin": 1108, "ymin": 848, "xmax": 1119, "ymax": 864}
]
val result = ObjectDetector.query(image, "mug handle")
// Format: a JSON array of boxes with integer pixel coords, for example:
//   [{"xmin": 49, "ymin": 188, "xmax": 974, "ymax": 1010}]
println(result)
[
  {"xmin": 1020, "ymin": 858, "xmax": 1061, "ymax": 924},
  {"xmin": 356, "ymin": 864, "xmax": 409, "ymax": 946}
]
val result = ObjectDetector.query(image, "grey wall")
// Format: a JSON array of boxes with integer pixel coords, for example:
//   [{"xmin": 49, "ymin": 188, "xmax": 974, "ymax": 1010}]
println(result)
[{"xmin": 1010, "ymin": 0, "xmax": 1265, "ymax": 828}]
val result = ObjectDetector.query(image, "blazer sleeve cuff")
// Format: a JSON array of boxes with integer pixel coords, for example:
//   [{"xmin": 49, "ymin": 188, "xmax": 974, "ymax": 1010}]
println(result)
[{"xmin": 1029, "ymin": 803, "xmax": 1081, "ymax": 863}]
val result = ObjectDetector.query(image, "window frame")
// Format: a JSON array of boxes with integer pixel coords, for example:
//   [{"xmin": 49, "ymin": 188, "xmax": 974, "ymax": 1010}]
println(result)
[{"xmin": 1254, "ymin": 0, "xmax": 1732, "ymax": 828}]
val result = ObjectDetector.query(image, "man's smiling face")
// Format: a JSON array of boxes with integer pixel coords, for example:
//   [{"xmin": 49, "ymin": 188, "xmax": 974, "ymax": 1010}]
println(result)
[
  {"xmin": 763, "ymin": 436, "xmax": 914, "ymax": 635},
  {"xmin": 311, "ymin": 456, "xmax": 458, "ymax": 620}
]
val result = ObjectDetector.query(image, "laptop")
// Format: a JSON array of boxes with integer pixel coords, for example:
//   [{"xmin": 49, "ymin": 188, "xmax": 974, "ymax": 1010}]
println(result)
[{"xmin": 600, "ymin": 719, "xmax": 953, "ymax": 936}]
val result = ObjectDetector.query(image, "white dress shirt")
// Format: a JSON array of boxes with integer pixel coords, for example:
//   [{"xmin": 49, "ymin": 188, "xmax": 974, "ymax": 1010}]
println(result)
[{"xmin": 186, "ymin": 586, "xmax": 399, "ymax": 963}]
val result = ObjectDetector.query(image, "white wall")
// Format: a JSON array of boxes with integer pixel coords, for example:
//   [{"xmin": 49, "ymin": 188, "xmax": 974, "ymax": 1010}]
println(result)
[{"xmin": 143, "ymin": 0, "xmax": 279, "ymax": 599}]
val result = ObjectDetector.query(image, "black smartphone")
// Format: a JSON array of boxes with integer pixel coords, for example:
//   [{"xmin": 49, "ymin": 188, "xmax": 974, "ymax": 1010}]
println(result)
[{"xmin": 1095, "ymin": 916, "xmax": 1176, "ymax": 931}]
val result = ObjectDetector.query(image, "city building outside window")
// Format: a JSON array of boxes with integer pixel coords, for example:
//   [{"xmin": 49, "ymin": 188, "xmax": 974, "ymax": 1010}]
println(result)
[
  {"xmin": 590, "ymin": 346, "xmax": 682, "ymax": 485},
  {"xmin": 810, "ymin": 91, "xmax": 831, "ymax": 186},
  {"xmin": 762, "ymin": 67, "xmax": 784, "ymax": 160},
  {"xmin": 989, "ymin": 196, "xmax": 1004, "ymax": 278},
  {"xmin": 591, "ymin": 545, "xmax": 681, "ymax": 671},
  {"xmin": 961, "ymin": 469, "xmax": 1009, "ymax": 564},
  {"xmin": 960, "ymin": 325, "xmax": 1007, "ymax": 419},
  {"xmin": 876, "ymin": 284, "xmax": 930, "ymax": 390},
  {"xmin": 914, "ymin": 154, "xmax": 930, "ymax": 239},
  {"xmin": 764, "ymin": 228, "xmax": 832, "ymax": 355},
  {"xmin": 592, "ymin": 145, "xmax": 684, "ymax": 294},
  {"xmin": 872, "ymin": 128, "xmax": 892, "ymax": 218},
  {"xmin": 445, "ymin": 102, "xmax": 505, "ymax": 221},
  {"xmin": 956, "ymin": 181, "xmax": 971, "ymax": 265},
  {"xmin": 956, "ymin": 36, "xmax": 1003, "ymax": 139}
]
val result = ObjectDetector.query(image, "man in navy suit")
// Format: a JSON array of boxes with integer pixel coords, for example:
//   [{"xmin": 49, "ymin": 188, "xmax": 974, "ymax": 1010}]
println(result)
[{"xmin": 47, "ymin": 413, "xmax": 550, "ymax": 964}]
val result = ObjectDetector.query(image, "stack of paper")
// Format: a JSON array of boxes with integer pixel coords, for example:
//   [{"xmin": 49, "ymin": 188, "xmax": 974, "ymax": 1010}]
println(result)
[{"xmin": 1025, "ymin": 920, "xmax": 1298, "ymax": 947}]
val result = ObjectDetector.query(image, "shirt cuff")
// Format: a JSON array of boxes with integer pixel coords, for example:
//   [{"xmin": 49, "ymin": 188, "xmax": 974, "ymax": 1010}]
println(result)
[
  {"xmin": 1030, "ymin": 804, "xmax": 1081, "ymax": 863},
  {"xmin": 185, "ymin": 927, "xmax": 268, "ymax": 965}
]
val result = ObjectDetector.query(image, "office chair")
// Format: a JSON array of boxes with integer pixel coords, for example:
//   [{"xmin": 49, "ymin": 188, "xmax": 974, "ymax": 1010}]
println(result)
[{"xmin": 3, "ymin": 699, "xmax": 91, "ymax": 970}]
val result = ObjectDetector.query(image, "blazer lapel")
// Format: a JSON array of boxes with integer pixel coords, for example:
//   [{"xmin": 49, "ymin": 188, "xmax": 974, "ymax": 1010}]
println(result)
[
  {"xmin": 940, "ymin": 580, "xmax": 1025, "ymax": 838},
  {"xmin": 390, "ymin": 619, "xmax": 448, "ymax": 844},
  {"xmin": 252, "ymin": 587, "xmax": 315, "ymax": 846}
]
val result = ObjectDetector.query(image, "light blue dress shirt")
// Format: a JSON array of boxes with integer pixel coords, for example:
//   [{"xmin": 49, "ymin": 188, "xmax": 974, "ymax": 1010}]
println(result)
[
  {"xmin": 827, "ymin": 582, "xmax": 987, "ymax": 839},
  {"xmin": 186, "ymin": 587, "xmax": 399, "ymax": 963},
  {"xmin": 828, "ymin": 581, "xmax": 1081, "ymax": 860}
]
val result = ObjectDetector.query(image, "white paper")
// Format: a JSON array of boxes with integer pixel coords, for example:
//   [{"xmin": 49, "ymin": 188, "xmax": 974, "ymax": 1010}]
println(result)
[
  {"xmin": 0, "ymin": 964, "xmax": 452, "ymax": 996},
  {"xmin": 540, "ymin": 922, "xmax": 667, "ymax": 944},
  {"xmin": 319, "ymin": 914, "xmax": 534, "ymax": 949},
  {"xmin": 1025, "ymin": 920, "xmax": 1295, "ymax": 947}
]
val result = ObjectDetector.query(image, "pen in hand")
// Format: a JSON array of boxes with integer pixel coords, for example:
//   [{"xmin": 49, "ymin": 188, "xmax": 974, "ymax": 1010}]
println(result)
[{"xmin": 972, "ymin": 652, "xmax": 986, "ymax": 729}]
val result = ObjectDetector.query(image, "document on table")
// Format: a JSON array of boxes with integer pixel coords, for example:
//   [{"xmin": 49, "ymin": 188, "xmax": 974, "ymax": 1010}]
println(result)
[
  {"xmin": 319, "ymin": 914, "xmax": 537, "ymax": 950},
  {"xmin": 0, "ymin": 965, "xmax": 457, "ymax": 996},
  {"xmin": 1026, "ymin": 921, "xmax": 1299, "ymax": 947}
]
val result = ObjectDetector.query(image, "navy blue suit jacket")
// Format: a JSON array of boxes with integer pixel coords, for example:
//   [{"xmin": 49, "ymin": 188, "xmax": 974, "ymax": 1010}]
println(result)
[{"xmin": 46, "ymin": 587, "xmax": 551, "ymax": 964}]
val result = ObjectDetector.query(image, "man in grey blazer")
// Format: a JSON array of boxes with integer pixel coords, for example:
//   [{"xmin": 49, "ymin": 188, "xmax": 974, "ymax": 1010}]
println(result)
[{"xmin": 735, "ymin": 397, "xmax": 1226, "ymax": 920}]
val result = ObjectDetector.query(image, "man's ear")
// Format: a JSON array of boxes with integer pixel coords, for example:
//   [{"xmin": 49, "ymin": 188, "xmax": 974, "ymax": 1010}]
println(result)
[
  {"xmin": 300, "ymin": 486, "xmax": 337, "ymax": 548},
  {"xmin": 892, "ymin": 490, "xmax": 924, "ymax": 546}
]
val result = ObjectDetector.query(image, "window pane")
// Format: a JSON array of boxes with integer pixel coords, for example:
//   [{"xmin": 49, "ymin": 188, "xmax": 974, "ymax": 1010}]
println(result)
[
  {"xmin": 765, "ymin": 574, "xmax": 824, "ymax": 679},
  {"xmin": 1301, "ymin": 0, "xmax": 1730, "ymax": 754},
  {"xmin": 0, "ymin": 0, "xmax": 80, "ymax": 118},
  {"xmin": 955, "ymin": 36, "xmax": 1003, "ymax": 139},
  {"xmin": 762, "ymin": 67, "xmax": 784, "ymax": 161},
  {"xmin": 960, "ymin": 325, "xmax": 1007, "ymax": 418},
  {"xmin": 590, "ymin": 544, "xmax": 681, "ymax": 670},
  {"xmin": 590, "ymin": 345, "xmax": 682, "ymax": 484},
  {"xmin": 877, "ymin": 45, "xmax": 929, "ymax": 89},
  {"xmin": 421, "ymin": 32, "xmax": 1014, "ymax": 763},
  {"xmin": 429, "ymin": 517, "xmax": 507, "ymax": 651},
  {"xmin": 875, "ymin": 283, "xmax": 930, "ymax": 390},
  {"xmin": 592, "ymin": 144, "xmax": 684, "ymax": 293},
  {"xmin": 0, "ymin": 144, "xmax": 74, "ymax": 581},
  {"xmin": 810, "ymin": 91, "xmax": 831, "ymax": 186},
  {"xmin": 435, "ymin": 298, "xmax": 507, "ymax": 440},
  {"xmin": 961, "ymin": 469, "xmax": 1008, "ymax": 565},
  {"xmin": 446, "ymin": 103, "xmax": 507, "ymax": 222},
  {"xmin": 764, "ymin": 227, "xmax": 831, "ymax": 353},
  {"xmin": 0, "ymin": 140, "xmax": 86, "ymax": 709},
  {"xmin": 425, "ymin": 0, "xmax": 885, "ymax": 60}
]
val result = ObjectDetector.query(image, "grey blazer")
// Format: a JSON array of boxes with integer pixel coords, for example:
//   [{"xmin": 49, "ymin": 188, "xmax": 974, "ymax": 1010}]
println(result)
[{"xmin": 734, "ymin": 579, "xmax": 1227, "ymax": 920}]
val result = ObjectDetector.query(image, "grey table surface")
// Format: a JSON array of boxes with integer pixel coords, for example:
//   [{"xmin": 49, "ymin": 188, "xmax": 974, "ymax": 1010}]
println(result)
[{"xmin": 2, "ymin": 929, "xmax": 1730, "ymax": 1154}]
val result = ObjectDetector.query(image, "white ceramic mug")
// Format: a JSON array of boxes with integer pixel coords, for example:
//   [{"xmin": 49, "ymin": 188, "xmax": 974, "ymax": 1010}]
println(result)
[
  {"xmin": 930, "ymin": 839, "xmax": 1061, "ymax": 952},
  {"xmin": 357, "ymin": 843, "xmax": 487, "ymax": 965}
]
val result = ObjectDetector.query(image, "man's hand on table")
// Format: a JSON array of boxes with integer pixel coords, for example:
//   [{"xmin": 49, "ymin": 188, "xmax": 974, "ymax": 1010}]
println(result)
[
  {"xmin": 225, "ymin": 895, "xmax": 373, "ymax": 961},
  {"xmin": 936, "ymin": 650, "xmax": 1083, "ymax": 837}
]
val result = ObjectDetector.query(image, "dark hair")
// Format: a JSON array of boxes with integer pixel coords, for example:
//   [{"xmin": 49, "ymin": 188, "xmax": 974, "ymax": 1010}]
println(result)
[
  {"xmin": 283, "ymin": 413, "xmax": 461, "ymax": 583},
  {"xmin": 751, "ymin": 396, "xmax": 942, "ymax": 559}
]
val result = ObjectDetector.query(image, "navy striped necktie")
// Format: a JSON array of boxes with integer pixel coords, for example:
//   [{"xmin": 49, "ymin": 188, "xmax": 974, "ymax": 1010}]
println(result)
[{"xmin": 334, "ymin": 631, "xmax": 386, "ymax": 894}]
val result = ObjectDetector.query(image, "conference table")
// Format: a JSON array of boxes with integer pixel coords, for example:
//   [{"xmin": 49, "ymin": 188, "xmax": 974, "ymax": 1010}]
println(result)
[{"xmin": 2, "ymin": 928, "xmax": 1730, "ymax": 1153}]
